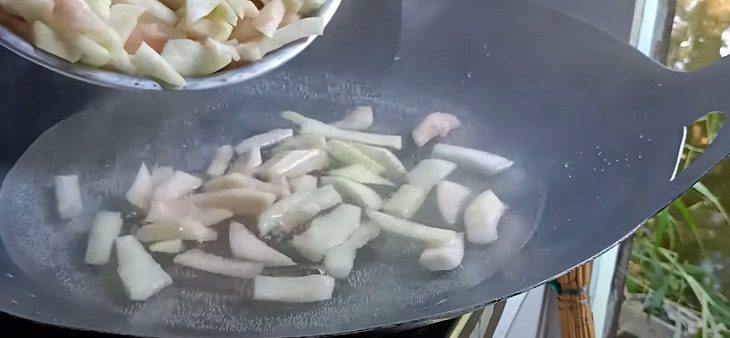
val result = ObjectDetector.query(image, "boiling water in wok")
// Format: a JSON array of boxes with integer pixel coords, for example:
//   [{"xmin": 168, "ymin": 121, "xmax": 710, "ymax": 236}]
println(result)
[{"xmin": 0, "ymin": 71, "xmax": 545, "ymax": 336}]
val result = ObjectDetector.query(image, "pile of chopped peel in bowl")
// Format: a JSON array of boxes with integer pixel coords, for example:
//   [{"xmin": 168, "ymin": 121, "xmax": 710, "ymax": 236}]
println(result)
[{"xmin": 0, "ymin": 0, "xmax": 326, "ymax": 87}]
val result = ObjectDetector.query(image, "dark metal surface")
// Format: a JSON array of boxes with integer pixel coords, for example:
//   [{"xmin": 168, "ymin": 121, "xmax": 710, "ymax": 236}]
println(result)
[
  {"xmin": 0, "ymin": 310, "xmax": 457, "ymax": 338},
  {"xmin": 0, "ymin": 0, "xmax": 729, "ymax": 337},
  {"xmin": 531, "ymin": 0, "xmax": 637, "ymax": 42}
]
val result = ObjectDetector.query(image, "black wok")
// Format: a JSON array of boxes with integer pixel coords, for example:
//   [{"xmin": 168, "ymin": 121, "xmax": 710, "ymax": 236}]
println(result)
[{"xmin": 0, "ymin": 0, "xmax": 728, "ymax": 337}]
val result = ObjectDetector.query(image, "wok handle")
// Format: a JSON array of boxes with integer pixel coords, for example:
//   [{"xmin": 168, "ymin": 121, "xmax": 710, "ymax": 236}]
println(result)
[
  {"xmin": 555, "ymin": 262, "xmax": 595, "ymax": 338},
  {"xmin": 659, "ymin": 68, "xmax": 730, "ymax": 195}
]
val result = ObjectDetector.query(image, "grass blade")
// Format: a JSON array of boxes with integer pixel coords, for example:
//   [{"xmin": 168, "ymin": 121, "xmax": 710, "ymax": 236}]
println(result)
[
  {"xmin": 693, "ymin": 182, "xmax": 730, "ymax": 226},
  {"xmin": 671, "ymin": 199, "xmax": 704, "ymax": 250},
  {"xmin": 653, "ymin": 209, "xmax": 672, "ymax": 250}
]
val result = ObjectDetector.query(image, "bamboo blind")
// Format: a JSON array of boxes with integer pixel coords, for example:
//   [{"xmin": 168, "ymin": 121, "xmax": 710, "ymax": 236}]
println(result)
[{"xmin": 556, "ymin": 262, "xmax": 596, "ymax": 338}]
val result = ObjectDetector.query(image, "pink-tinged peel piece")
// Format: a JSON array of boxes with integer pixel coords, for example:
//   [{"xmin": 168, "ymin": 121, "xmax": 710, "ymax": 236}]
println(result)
[
  {"xmin": 147, "ymin": 170, "xmax": 202, "ymax": 222},
  {"xmin": 412, "ymin": 112, "xmax": 461, "ymax": 147}
]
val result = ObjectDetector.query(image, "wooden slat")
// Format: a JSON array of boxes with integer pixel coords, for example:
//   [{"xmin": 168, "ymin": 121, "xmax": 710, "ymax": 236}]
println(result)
[{"xmin": 556, "ymin": 262, "xmax": 596, "ymax": 338}]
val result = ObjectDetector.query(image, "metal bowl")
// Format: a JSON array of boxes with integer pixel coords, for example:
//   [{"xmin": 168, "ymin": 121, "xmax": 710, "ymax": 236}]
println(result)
[{"xmin": 0, "ymin": 0, "xmax": 341, "ymax": 91}]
